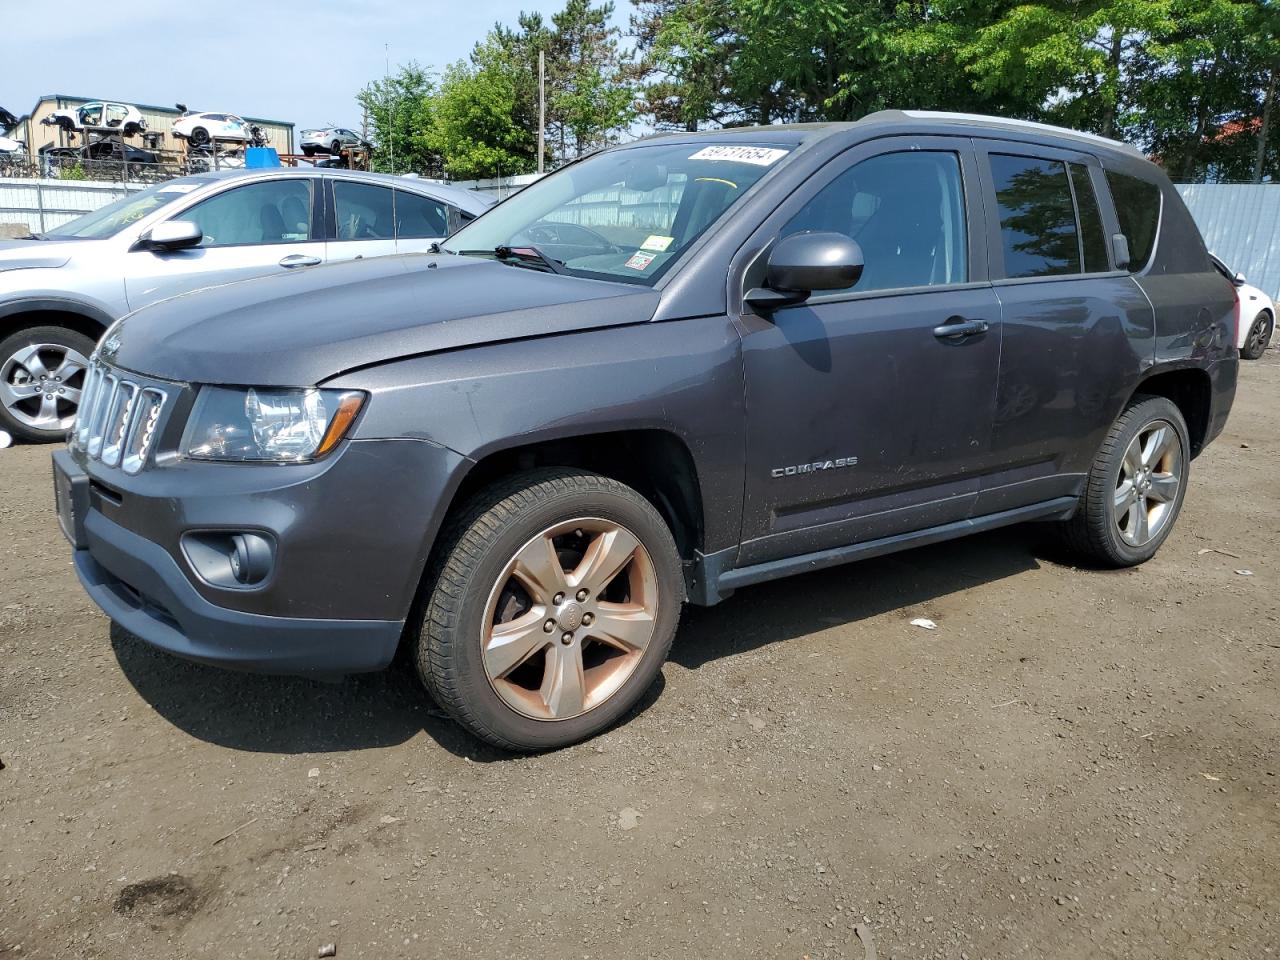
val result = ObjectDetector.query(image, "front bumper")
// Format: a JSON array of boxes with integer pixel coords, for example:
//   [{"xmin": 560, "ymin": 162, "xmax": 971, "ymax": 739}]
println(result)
[
  {"xmin": 56, "ymin": 436, "xmax": 469, "ymax": 675},
  {"xmin": 75, "ymin": 506, "xmax": 402, "ymax": 674}
]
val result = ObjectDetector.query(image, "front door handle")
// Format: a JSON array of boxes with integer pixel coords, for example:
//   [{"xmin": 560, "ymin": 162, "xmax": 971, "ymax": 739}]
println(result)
[
  {"xmin": 279, "ymin": 254, "xmax": 321, "ymax": 268},
  {"xmin": 933, "ymin": 317, "xmax": 989, "ymax": 340}
]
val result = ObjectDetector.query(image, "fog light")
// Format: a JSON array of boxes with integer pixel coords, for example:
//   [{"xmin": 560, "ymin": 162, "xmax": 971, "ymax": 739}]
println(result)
[{"xmin": 229, "ymin": 533, "xmax": 273, "ymax": 585}]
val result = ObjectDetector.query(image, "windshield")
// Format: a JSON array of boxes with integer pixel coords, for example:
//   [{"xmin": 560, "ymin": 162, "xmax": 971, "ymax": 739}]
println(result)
[
  {"xmin": 443, "ymin": 141, "xmax": 792, "ymax": 284},
  {"xmin": 45, "ymin": 178, "xmax": 212, "ymax": 240}
]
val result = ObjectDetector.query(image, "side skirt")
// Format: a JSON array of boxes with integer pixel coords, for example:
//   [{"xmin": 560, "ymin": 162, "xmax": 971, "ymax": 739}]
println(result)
[{"xmin": 686, "ymin": 497, "xmax": 1078, "ymax": 606}]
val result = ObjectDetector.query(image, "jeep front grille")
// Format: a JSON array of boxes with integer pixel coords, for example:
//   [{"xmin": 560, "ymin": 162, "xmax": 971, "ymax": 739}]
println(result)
[{"xmin": 73, "ymin": 361, "xmax": 171, "ymax": 475}]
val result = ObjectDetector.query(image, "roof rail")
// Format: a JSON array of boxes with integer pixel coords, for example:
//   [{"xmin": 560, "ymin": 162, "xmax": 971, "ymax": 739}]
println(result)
[{"xmin": 895, "ymin": 110, "xmax": 1140, "ymax": 154}]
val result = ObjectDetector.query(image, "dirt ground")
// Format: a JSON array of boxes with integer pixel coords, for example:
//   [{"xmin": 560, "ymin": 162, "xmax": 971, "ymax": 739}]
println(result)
[{"xmin": 1, "ymin": 356, "xmax": 1277, "ymax": 960}]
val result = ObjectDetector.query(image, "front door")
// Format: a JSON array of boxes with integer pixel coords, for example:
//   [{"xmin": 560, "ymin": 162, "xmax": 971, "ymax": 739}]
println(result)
[
  {"xmin": 124, "ymin": 177, "xmax": 323, "ymax": 311},
  {"xmin": 735, "ymin": 137, "xmax": 1002, "ymax": 565},
  {"xmin": 327, "ymin": 179, "xmax": 398, "ymax": 263}
]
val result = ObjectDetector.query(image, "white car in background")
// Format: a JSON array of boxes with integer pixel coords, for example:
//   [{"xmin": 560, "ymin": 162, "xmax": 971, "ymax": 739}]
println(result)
[
  {"xmin": 42, "ymin": 101, "xmax": 146, "ymax": 138},
  {"xmin": 172, "ymin": 112, "xmax": 249, "ymax": 147},
  {"xmin": 1212, "ymin": 254, "xmax": 1275, "ymax": 360}
]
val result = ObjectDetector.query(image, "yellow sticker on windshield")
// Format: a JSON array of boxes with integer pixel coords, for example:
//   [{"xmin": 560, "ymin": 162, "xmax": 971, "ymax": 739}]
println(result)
[{"xmin": 641, "ymin": 235, "xmax": 674, "ymax": 252}]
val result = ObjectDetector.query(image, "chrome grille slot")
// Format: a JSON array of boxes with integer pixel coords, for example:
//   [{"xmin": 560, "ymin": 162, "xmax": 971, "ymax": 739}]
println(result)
[
  {"xmin": 100, "ymin": 381, "xmax": 138, "ymax": 467},
  {"xmin": 122, "ymin": 389, "xmax": 165, "ymax": 475},
  {"xmin": 71, "ymin": 360, "xmax": 172, "ymax": 473}
]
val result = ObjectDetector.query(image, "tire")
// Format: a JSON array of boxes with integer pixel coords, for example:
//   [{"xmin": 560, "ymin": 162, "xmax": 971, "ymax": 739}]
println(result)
[
  {"xmin": 413, "ymin": 469, "xmax": 684, "ymax": 752},
  {"xmin": 1240, "ymin": 311, "xmax": 1273, "ymax": 360},
  {"xmin": 1058, "ymin": 395, "xmax": 1191, "ymax": 567},
  {"xmin": 331, "ymin": 140, "xmax": 342, "ymax": 155},
  {"xmin": 0, "ymin": 325, "xmax": 96, "ymax": 443},
  {"xmin": 189, "ymin": 127, "xmax": 209, "ymax": 147}
]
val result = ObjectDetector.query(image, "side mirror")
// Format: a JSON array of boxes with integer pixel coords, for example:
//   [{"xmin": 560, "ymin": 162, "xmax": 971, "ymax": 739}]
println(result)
[
  {"xmin": 745, "ymin": 231, "xmax": 864, "ymax": 310},
  {"xmin": 144, "ymin": 220, "xmax": 202, "ymax": 251},
  {"xmin": 1233, "ymin": 271, "xmax": 1247, "ymax": 287}
]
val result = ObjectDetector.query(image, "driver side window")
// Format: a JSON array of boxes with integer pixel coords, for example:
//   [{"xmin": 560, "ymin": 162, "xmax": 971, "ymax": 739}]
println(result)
[
  {"xmin": 181, "ymin": 180, "xmax": 313, "ymax": 248},
  {"xmin": 782, "ymin": 151, "xmax": 967, "ymax": 295}
]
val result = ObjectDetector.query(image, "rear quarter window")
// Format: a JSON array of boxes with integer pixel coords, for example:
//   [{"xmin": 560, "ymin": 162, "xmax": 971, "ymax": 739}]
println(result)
[{"xmin": 1105, "ymin": 170, "xmax": 1161, "ymax": 271}]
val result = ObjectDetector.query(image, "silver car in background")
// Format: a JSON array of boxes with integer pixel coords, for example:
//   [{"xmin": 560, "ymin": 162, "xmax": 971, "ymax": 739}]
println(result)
[
  {"xmin": 0, "ymin": 169, "xmax": 493, "ymax": 442},
  {"xmin": 300, "ymin": 127, "xmax": 371, "ymax": 156}
]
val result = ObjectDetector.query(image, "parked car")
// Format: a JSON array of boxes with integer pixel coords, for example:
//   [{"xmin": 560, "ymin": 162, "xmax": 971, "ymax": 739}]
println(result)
[
  {"xmin": 42, "ymin": 102, "xmax": 146, "ymax": 138},
  {"xmin": 301, "ymin": 127, "xmax": 370, "ymax": 156},
  {"xmin": 51, "ymin": 112, "xmax": 1237, "ymax": 751},
  {"xmin": 0, "ymin": 169, "xmax": 492, "ymax": 441},
  {"xmin": 172, "ymin": 112, "xmax": 249, "ymax": 147},
  {"xmin": 0, "ymin": 134, "xmax": 23, "ymax": 156},
  {"xmin": 1210, "ymin": 253, "xmax": 1274, "ymax": 360}
]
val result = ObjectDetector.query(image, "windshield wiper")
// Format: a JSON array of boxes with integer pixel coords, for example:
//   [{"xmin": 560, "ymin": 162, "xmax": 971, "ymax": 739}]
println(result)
[{"xmin": 494, "ymin": 244, "xmax": 568, "ymax": 275}]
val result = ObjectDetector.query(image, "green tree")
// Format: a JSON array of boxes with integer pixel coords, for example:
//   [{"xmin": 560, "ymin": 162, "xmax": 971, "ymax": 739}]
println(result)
[
  {"xmin": 432, "ymin": 45, "xmax": 535, "ymax": 179},
  {"xmin": 355, "ymin": 62, "xmax": 441, "ymax": 175}
]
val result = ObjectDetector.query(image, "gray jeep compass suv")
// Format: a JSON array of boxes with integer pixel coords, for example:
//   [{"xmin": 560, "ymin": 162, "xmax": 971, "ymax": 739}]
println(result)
[{"xmin": 54, "ymin": 112, "xmax": 1238, "ymax": 751}]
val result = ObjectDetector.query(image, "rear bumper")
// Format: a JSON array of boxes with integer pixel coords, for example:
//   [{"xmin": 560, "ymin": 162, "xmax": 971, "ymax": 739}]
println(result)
[
  {"xmin": 76, "ymin": 507, "xmax": 403, "ymax": 675},
  {"xmin": 1203, "ymin": 355, "xmax": 1239, "ymax": 451}
]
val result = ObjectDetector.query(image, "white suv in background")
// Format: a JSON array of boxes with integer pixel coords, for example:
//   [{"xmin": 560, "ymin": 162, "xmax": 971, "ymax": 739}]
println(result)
[{"xmin": 1211, "ymin": 254, "xmax": 1275, "ymax": 360}]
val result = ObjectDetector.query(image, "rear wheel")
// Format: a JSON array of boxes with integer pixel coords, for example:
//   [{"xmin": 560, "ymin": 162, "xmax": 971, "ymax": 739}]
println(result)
[
  {"xmin": 413, "ymin": 469, "xmax": 683, "ymax": 751},
  {"xmin": 1058, "ymin": 396, "xmax": 1190, "ymax": 567},
  {"xmin": 0, "ymin": 326, "xmax": 94, "ymax": 443},
  {"xmin": 1241, "ymin": 311, "xmax": 1273, "ymax": 360}
]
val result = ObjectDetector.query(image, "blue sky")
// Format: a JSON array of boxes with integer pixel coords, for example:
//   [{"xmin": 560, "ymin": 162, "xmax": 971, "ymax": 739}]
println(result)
[{"xmin": 4, "ymin": 0, "xmax": 632, "ymax": 128}]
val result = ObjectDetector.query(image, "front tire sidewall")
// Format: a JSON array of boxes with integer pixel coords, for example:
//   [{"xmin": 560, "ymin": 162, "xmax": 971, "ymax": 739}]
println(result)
[
  {"xmin": 1096, "ymin": 399, "xmax": 1191, "ymax": 565},
  {"xmin": 1241, "ymin": 312, "xmax": 1272, "ymax": 360},
  {"xmin": 422, "ymin": 476, "xmax": 682, "ymax": 751}
]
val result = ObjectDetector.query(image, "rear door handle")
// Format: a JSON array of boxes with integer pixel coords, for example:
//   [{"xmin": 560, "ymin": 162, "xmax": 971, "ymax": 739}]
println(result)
[
  {"xmin": 279, "ymin": 254, "xmax": 321, "ymax": 268},
  {"xmin": 933, "ymin": 317, "xmax": 989, "ymax": 340}
]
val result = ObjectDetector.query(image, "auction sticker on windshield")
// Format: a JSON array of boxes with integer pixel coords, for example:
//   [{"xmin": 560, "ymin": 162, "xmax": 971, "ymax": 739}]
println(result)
[
  {"xmin": 688, "ymin": 146, "xmax": 789, "ymax": 166},
  {"xmin": 641, "ymin": 235, "xmax": 674, "ymax": 252},
  {"xmin": 624, "ymin": 251, "xmax": 657, "ymax": 271}
]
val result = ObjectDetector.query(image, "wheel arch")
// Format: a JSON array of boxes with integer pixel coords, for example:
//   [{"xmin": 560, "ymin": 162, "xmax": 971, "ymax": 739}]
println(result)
[
  {"xmin": 0, "ymin": 299, "xmax": 112, "ymax": 344},
  {"xmin": 444, "ymin": 429, "xmax": 706, "ymax": 565},
  {"xmin": 1127, "ymin": 366, "xmax": 1213, "ymax": 457}
]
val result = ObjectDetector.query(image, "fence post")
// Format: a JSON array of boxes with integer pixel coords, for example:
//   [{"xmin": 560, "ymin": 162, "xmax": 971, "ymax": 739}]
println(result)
[{"xmin": 35, "ymin": 180, "xmax": 47, "ymax": 234}]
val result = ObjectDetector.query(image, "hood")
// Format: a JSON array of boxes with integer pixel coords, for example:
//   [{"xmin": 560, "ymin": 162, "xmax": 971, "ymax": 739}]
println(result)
[
  {"xmin": 0, "ymin": 239, "xmax": 79, "ymax": 270},
  {"xmin": 110, "ymin": 253, "xmax": 662, "ymax": 386}
]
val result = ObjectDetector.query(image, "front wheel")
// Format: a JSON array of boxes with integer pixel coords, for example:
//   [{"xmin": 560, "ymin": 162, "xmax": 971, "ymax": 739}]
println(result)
[
  {"xmin": 189, "ymin": 127, "xmax": 209, "ymax": 147},
  {"xmin": 0, "ymin": 326, "xmax": 95, "ymax": 443},
  {"xmin": 413, "ymin": 470, "xmax": 683, "ymax": 751},
  {"xmin": 1058, "ymin": 396, "xmax": 1190, "ymax": 567},
  {"xmin": 1241, "ymin": 311, "xmax": 1273, "ymax": 360}
]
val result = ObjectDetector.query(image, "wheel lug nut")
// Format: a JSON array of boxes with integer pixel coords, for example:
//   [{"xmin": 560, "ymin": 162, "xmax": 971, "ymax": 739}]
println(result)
[
  {"xmin": 582, "ymin": 612, "xmax": 594, "ymax": 625},
  {"xmin": 543, "ymin": 619, "xmax": 556, "ymax": 633},
  {"xmin": 575, "ymin": 588, "xmax": 589, "ymax": 602},
  {"xmin": 553, "ymin": 592, "xmax": 565, "ymax": 605},
  {"xmin": 561, "ymin": 632, "xmax": 573, "ymax": 645}
]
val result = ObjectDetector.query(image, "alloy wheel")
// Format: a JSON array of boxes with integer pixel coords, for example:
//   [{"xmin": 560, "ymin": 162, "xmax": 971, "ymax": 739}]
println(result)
[
  {"xmin": 480, "ymin": 518, "xmax": 658, "ymax": 721},
  {"xmin": 1247, "ymin": 314, "xmax": 1271, "ymax": 355},
  {"xmin": 1113, "ymin": 419, "xmax": 1183, "ymax": 546},
  {"xmin": 0, "ymin": 343, "xmax": 89, "ymax": 432}
]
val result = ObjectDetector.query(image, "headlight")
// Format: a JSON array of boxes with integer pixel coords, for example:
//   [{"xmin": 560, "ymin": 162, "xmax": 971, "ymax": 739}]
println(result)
[{"xmin": 183, "ymin": 387, "xmax": 365, "ymax": 462}]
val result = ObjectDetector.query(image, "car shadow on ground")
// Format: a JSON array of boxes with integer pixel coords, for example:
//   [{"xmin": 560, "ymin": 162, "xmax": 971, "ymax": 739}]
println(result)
[
  {"xmin": 670, "ymin": 525, "xmax": 1059, "ymax": 669},
  {"xmin": 112, "ymin": 524, "xmax": 1063, "ymax": 759}
]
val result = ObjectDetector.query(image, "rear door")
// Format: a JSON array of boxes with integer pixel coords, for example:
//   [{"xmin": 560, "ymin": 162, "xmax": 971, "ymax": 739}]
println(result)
[
  {"xmin": 327, "ymin": 178, "xmax": 398, "ymax": 262},
  {"xmin": 394, "ymin": 188, "xmax": 452, "ymax": 253},
  {"xmin": 123, "ymin": 177, "xmax": 325, "ymax": 311},
  {"xmin": 972, "ymin": 140, "xmax": 1155, "ymax": 514},
  {"xmin": 734, "ymin": 136, "xmax": 1002, "ymax": 565}
]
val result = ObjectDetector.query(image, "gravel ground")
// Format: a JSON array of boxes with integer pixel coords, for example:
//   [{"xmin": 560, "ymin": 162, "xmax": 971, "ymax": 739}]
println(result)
[{"xmin": 1, "ymin": 355, "xmax": 1277, "ymax": 960}]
